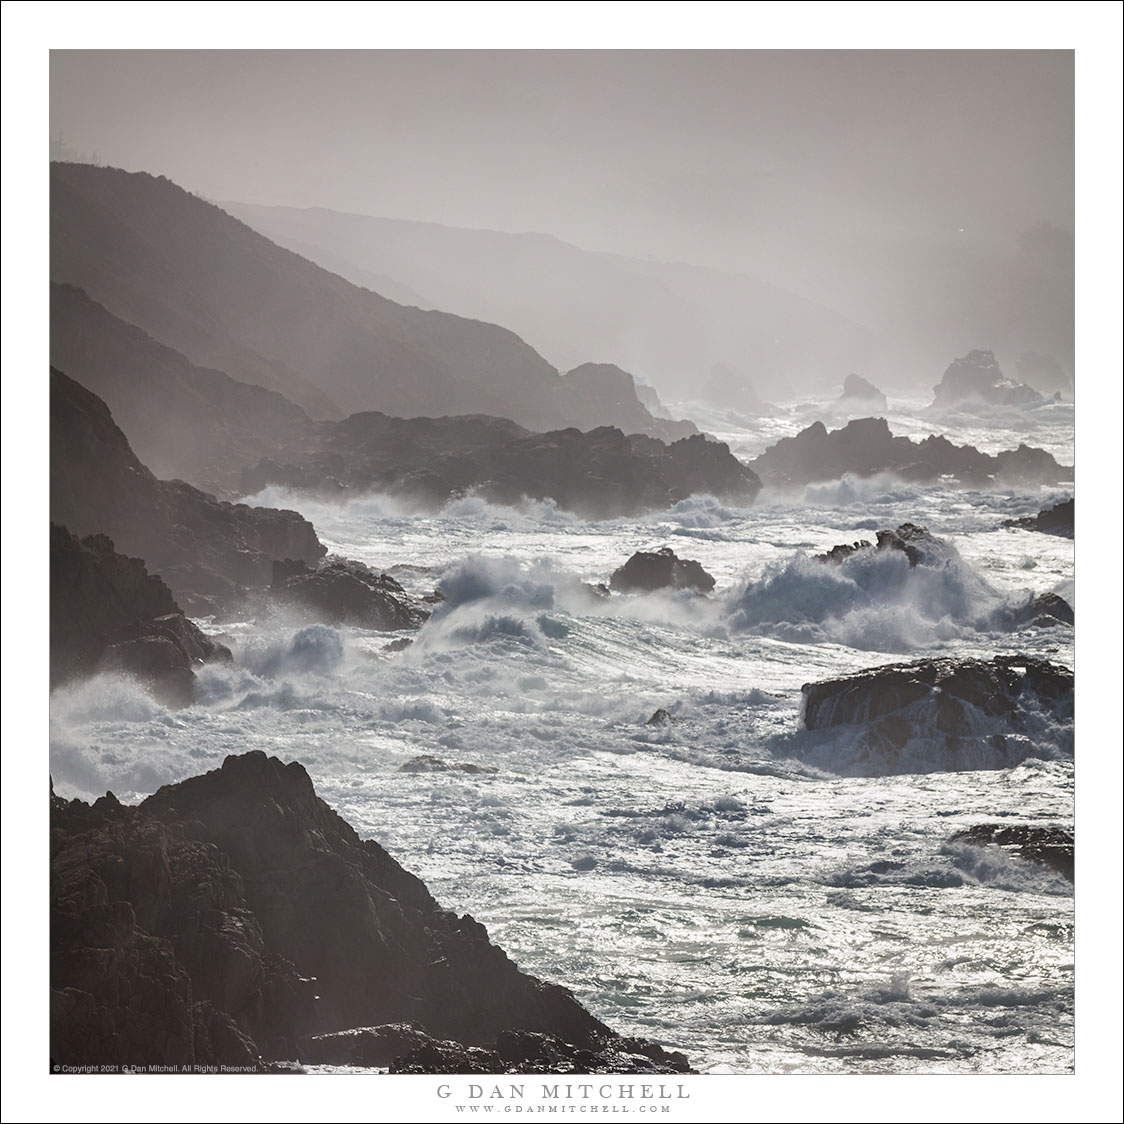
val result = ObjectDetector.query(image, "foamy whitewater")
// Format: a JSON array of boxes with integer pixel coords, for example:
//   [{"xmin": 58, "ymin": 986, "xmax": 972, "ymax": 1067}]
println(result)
[{"xmin": 50, "ymin": 397, "xmax": 1074, "ymax": 1073}]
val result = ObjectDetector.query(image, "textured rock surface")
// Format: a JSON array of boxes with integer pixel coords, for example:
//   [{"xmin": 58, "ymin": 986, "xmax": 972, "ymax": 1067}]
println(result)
[
  {"xmin": 270, "ymin": 557, "xmax": 428, "ymax": 630},
  {"xmin": 610, "ymin": 547, "xmax": 716, "ymax": 594},
  {"xmin": 815, "ymin": 522, "xmax": 938, "ymax": 568},
  {"xmin": 1003, "ymin": 498, "xmax": 1074, "ymax": 538},
  {"xmin": 50, "ymin": 368, "xmax": 325, "ymax": 614},
  {"xmin": 750, "ymin": 416, "xmax": 1071, "ymax": 489},
  {"xmin": 51, "ymin": 752, "xmax": 687, "ymax": 1071},
  {"xmin": 799, "ymin": 656, "xmax": 1074, "ymax": 775},
  {"xmin": 50, "ymin": 524, "xmax": 230, "ymax": 699},
  {"xmin": 803, "ymin": 655, "xmax": 1073, "ymax": 733},
  {"xmin": 949, "ymin": 824, "xmax": 1074, "ymax": 882},
  {"xmin": 242, "ymin": 417, "xmax": 762, "ymax": 519}
]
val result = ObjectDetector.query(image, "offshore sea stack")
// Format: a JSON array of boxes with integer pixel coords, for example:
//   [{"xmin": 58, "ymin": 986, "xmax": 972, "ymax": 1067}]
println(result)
[
  {"xmin": 838, "ymin": 373, "xmax": 887, "ymax": 411},
  {"xmin": 50, "ymin": 752, "xmax": 692, "ymax": 1074},
  {"xmin": 749, "ymin": 416, "xmax": 1071, "ymax": 489},
  {"xmin": 931, "ymin": 349, "xmax": 1045, "ymax": 408}
]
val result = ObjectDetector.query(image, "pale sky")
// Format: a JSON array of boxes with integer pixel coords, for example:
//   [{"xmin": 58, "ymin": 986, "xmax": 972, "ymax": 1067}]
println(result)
[{"xmin": 49, "ymin": 49, "xmax": 1073, "ymax": 281}]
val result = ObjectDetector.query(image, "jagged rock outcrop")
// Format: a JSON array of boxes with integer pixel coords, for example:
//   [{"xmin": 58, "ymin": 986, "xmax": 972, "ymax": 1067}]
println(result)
[
  {"xmin": 931, "ymin": 349, "xmax": 1044, "ymax": 408},
  {"xmin": 750, "ymin": 416, "xmax": 1071, "ymax": 489},
  {"xmin": 50, "ymin": 524, "xmax": 230, "ymax": 701},
  {"xmin": 50, "ymin": 368, "xmax": 325, "ymax": 614},
  {"xmin": 991, "ymin": 591, "xmax": 1074, "ymax": 630},
  {"xmin": 838, "ymin": 373, "xmax": 887, "ymax": 411},
  {"xmin": 50, "ymin": 283, "xmax": 313, "ymax": 496},
  {"xmin": 610, "ymin": 548, "xmax": 716, "ymax": 594},
  {"xmin": 1003, "ymin": 498, "xmax": 1074, "ymax": 539},
  {"xmin": 815, "ymin": 522, "xmax": 937, "ymax": 568},
  {"xmin": 799, "ymin": 655, "xmax": 1073, "ymax": 775},
  {"xmin": 242, "ymin": 417, "xmax": 762, "ymax": 519},
  {"xmin": 949, "ymin": 824, "xmax": 1074, "ymax": 882},
  {"xmin": 270, "ymin": 557, "xmax": 428, "ymax": 631},
  {"xmin": 51, "ymin": 752, "xmax": 687, "ymax": 1072}
]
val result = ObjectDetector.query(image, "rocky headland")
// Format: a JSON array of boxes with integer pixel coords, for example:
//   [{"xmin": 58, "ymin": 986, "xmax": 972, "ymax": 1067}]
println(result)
[{"xmin": 50, "ymin": 751, "xmax": 692, "ymax": 1073}]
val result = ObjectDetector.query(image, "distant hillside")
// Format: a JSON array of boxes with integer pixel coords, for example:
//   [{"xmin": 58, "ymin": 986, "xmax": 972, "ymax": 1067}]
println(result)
[
  {"xmin": 221, "ymin": 201, "xmax": 873, "ymax": 403},
  {"xmin": 50, "ymin": 283, "xmax": 311, "ymax": 493},
  {"xmin": 50, "ymin": 163, "xmax": 685, "ymax": 435}
]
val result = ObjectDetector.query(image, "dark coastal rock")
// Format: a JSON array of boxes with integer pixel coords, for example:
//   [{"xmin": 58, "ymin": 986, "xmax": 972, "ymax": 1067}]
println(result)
[
  {"xmin": 270, "ymin": 557, "xmax": 428, "ymax": 631},
  {"xmin": 301, "ymin": 1023, "xmax": 435, "ymax": 1068},
  {"xmin": 816, "ymin": 522, "xmax": 937, "ymax": 568},
  {"xmin": 389, "ymin": 1028, "xmax": 692, "ymax": 1075},
  {"xmin": 242, "ymin": 416, "xmax": 762, "ymax": 520},
  {"xmin": 949, "ymin": 824, "xmax": 1074, "ymax": 882},
  {"xmin": 992, "ymin": 591, "xmax": 1074, "ymax": 630},
  {"xmin": 610, "ymin": 548, "xmax": 716, "ymax": 594},
  {"xmin": 51, "ymin": 368, "xmax": 325, "ymax": 614},
  {"xmin": 750, "ymin": 416, "xmax": 1071, "ymax": 490},
  {"xmin": 839, "ymin": 373, "xmax": 887, "ymax": 410},
  {"xmin": 52, "ymin": 752, "xmax": 683, "ymax": 1072},
  {"xmin": 799, "ymin": 656, "xmax": 1073, "ymax": 775},
  {"xmin": 646, "ymin": 708, "xmax": 676, "ymax": 726},
  {"xmin": 803, "ymin": 655, "xmax": 1072, "ymax": 732},
  {"xmin": 1003, "ymin": 498, "xmax": 1074, "ymax": 539},
  {"xmin": 50, "ymin": 524, "xmax": 230, "ymax": 698},
  {"xmin": 931, "ymin": 349, "xmax": 1044, "ymax": 408}
]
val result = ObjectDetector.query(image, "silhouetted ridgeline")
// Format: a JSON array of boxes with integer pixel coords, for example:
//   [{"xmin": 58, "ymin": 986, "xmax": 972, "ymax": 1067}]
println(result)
[
  {"xmin": 50, "ymin": 162, "xmax": 692, "ymax": 438},
  {"xmin": 50, "ymin": 283, "xmax": 311, "ymax": 495},
  {"xmin": 50, "ymin": 368, "xmax": 325, "ymax": 614},
  {"xmin": 223, "ymin": 199, "xmax": 872, "ymax": 403},
  {"xmin": 51, "ymin": 751, "xmax": 692, "ymax": 1073}
]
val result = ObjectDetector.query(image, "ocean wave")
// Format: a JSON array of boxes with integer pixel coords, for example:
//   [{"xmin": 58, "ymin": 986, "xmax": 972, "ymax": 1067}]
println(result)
[{"xmin": 724, "ymin": 539, "xmax": 1001, "ymax": 651}]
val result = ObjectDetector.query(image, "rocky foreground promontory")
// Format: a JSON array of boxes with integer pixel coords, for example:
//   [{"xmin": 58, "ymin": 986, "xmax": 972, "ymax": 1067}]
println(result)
[{"xmin": 51, "ymin": 752, "xmax": 692, "ymax": 1074}]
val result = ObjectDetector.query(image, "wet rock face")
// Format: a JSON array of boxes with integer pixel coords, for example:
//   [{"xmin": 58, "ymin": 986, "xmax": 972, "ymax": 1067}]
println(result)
[
  {"xmin": 52, "ymin": 752, "xmax": 679, "ymax": 1072},
  {"xmin": 270, "ymin": 557, "xmax": 428, "ymax": 631},
  {"xmin": 1003, "ymin": 498, "xmax": 1074, "ymax": 539},
  {"xmin": 815, "ymin": 522, "xmax": 938, "ymax": 568},
  {"xmin": 931, "ymin": 349, "xmax": 1044, "ymax": 408},
  {"xmin": 610, "ymin": 547, "xmax": 716, "ymax": 594},
  {"xmin": 51, "ymin": 368, "xmax": 325, "ymax": 615},
  {"xmin": 950, "ymin": 825, "xmax": 1074, "ymax": 882},
  {"xmin": 388, "ymin": 1029, "xmax": 693, "ymax": 1075},
  {"xmin": 802, "ymin": 655, "xmax": 1073, "ymax": 735},
  {"xmin": 51, "ymin": 524, "xmax": 231, "ymax": 700},
  {"xmin": 243, "ymin": 418, "xmax": 762, "ymax": 520},
  {"xmin": 993, "ymin": 591, "xmax": 1074, "ymax": 630}
]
